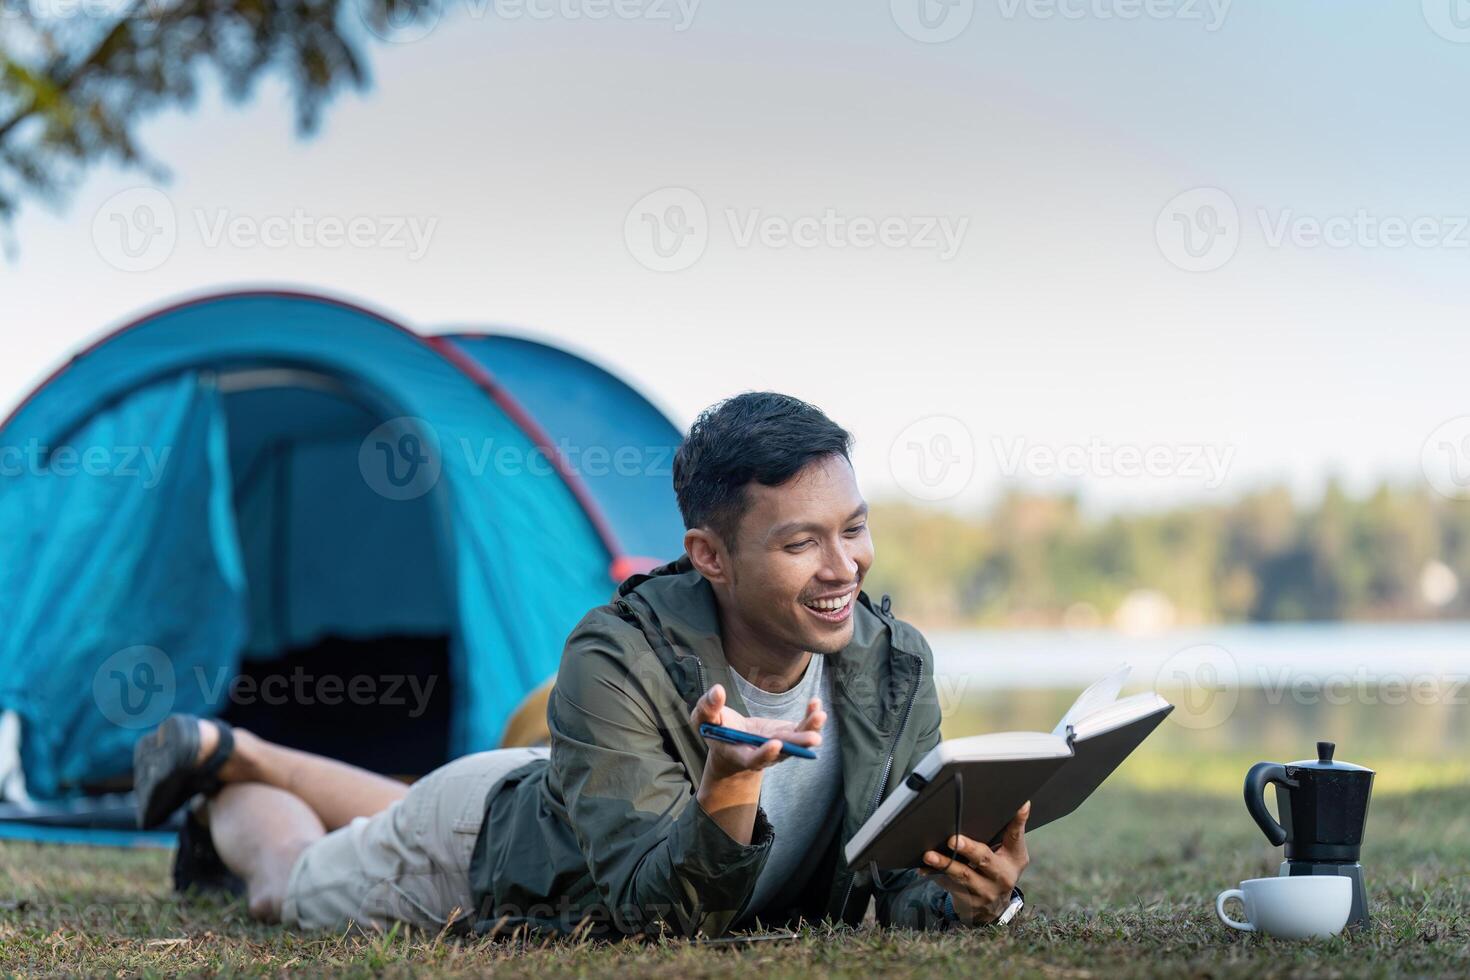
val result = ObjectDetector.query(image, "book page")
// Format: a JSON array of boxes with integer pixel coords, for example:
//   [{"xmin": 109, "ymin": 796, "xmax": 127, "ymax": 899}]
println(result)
[{"xmin": 1052, "ymin": 663, "xmax": 1131, "ymax": 737}]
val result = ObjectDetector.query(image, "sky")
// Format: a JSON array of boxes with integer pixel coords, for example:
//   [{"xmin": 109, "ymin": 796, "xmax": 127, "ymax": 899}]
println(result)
[{"xmin": 4, "ymin": 0, "xmax": 1470, "ymax": 513}]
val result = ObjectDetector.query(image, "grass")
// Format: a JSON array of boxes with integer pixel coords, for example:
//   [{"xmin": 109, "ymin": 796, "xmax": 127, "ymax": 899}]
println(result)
[{"xmin": 2, "ymin": 779, "xmax": 1468, "ymax": 977}]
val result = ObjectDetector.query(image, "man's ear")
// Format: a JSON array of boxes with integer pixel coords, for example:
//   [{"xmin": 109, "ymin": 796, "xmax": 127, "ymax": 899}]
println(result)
[{"xmin": 684, "ymin": 528, "xmax": 730, "ymax": 585}]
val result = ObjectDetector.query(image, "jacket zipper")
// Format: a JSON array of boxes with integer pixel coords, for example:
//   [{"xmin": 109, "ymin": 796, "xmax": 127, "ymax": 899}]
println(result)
[{"xmin": 837, "ymin": 649, "xmax": 923, "ymax": 918}]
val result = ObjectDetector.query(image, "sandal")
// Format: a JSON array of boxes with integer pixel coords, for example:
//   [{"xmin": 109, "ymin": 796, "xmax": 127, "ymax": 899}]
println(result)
[
  {"xmin": 133, "ymin": 714, "xmax": 235, "ymax": 829},
  {"xmin": 172, "ymin": 808, "xmax": 245, "ymax": 897}
]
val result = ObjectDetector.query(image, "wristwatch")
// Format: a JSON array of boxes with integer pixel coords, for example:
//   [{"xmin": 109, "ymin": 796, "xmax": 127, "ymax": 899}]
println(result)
[{"xmin": 942, "ymin": 886, "xmax": 1024, "ymax": 927}]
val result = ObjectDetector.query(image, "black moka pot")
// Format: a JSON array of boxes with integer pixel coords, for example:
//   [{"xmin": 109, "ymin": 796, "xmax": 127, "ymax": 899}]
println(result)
[{"xmin": 1244, "ymin": 741, "xmax": 1374, "ymax": 928}]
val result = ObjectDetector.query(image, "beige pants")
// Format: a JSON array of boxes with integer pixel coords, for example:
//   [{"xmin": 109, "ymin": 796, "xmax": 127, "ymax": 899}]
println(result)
[{"xmin": 281, "ymin": 747, "xmax": 549, "ymax": 932}]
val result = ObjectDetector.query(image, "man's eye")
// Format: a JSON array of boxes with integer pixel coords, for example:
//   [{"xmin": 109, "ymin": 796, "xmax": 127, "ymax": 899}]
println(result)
[
  {"xmin": 786, "ymin": 539, "xmax": 815, "ymax": 552},
  {"xmin": 844, "ymin": 523, "xmax": 867, "ymax": 536}
]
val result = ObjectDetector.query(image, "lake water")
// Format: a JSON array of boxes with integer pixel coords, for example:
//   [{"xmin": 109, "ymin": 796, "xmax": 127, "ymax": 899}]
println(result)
[
  {"xmin": 927, "ymin": 621, "xmax": 1470, "ymax": 690},
  {"xmin": 926, "ymin": 621, "xmax": 1470, "ymax": 769}
]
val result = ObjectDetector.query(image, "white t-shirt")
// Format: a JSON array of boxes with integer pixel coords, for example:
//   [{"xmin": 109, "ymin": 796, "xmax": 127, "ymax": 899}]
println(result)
[{"xmin": 729, "ymin": 654, "xmax": 843, "ymax": 921}]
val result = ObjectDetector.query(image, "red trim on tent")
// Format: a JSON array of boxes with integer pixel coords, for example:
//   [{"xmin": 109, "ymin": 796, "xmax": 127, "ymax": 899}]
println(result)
[
  {"xmin": 422, "ymin": 334, "xmax": 631, "ymax": 574},
  {"xmin": 609, "ymin": 555, "xmax": 664, "ymax": 582},
  {"xmin": 0, "ymin": 289, "xmax": 631, "ymax": 578}
]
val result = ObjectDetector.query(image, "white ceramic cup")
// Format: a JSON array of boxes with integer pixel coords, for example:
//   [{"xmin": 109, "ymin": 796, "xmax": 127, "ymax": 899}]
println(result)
[{"xmin": 1215, "ymin": 875, "xmax": 1352, "ymax": 939}]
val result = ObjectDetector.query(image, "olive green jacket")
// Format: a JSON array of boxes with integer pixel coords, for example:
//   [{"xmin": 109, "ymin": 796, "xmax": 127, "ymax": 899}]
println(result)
[{"xmin": 468, "ymin": 556, "xmax": 952, "ymax": 938}]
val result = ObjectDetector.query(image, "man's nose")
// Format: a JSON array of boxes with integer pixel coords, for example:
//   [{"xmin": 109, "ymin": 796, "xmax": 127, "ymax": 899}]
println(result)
[{"xmin": 820, "ymin": 541, "xmax": 860, "ymax": 582}]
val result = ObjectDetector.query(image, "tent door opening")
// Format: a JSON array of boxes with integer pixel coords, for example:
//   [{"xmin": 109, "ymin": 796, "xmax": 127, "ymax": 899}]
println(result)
[{"xmin": 213, "ymin": 367, "xmax": 456, "ymax": 778}]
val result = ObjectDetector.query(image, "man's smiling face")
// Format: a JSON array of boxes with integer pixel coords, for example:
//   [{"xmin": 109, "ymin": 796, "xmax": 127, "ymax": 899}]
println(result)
[{"xmin": 721, "ymin": 454, "xmax": 873, "ymax": 657}]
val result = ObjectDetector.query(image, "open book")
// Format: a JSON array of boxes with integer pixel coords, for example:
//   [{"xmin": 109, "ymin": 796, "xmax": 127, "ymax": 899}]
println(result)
[{"xmin": 845, "ymin": 665, "xmax": 1173, "ymax": 871}]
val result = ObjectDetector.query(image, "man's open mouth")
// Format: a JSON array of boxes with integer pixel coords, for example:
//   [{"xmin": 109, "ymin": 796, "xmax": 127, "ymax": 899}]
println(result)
[{"xmin": 802, "ymin": 591, "xmax": 854, "ymax": 623}]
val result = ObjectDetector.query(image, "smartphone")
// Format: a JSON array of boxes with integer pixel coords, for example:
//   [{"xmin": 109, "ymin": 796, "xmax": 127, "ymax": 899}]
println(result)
[{"xmin": 698, "ymin": 723, "xmax": 817, "ymax": 760}]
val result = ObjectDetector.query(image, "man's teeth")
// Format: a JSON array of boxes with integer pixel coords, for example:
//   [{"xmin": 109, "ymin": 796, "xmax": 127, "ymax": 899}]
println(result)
[{"xmin": 805, "ymin": 594, "xmax": 852, "ymax": 612}]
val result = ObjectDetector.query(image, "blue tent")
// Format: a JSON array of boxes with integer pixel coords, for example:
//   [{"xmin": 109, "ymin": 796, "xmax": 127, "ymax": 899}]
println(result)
[{"xmin": 0, "ymin": 290, "xmax": 684, "ymax": 843}]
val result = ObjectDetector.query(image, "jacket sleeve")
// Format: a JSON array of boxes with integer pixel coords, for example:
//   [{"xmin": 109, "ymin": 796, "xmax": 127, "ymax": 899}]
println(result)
[
  {"xmin": 549, "ymin": 613, "xmax": 773, "ymax": 938},
  {"xmin": 873, "ymin": 634, "xmax": 955, "ymax": 931}
]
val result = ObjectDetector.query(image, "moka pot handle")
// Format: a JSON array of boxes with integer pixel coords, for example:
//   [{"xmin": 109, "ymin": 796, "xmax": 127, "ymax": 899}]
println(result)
[{"xmin": 1243, "ymin": 762, "xmax": 1295, "ymax": 846}]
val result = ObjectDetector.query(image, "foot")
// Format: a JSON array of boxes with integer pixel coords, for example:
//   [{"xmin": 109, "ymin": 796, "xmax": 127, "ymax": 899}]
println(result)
[
  {"xmin": 133, "ymin": 715, "xmax": 238, "ymax": 829},
  {"xmin": 195, "ymin": 718, "xmax": 219, "ymax": 767},
  {"xmin": 195, "ymin": 719, "xmax": 257, "ymax": 783},
  {"xmin": 172, "ymin": 807, "xmax": 245, "ymax": 898}
]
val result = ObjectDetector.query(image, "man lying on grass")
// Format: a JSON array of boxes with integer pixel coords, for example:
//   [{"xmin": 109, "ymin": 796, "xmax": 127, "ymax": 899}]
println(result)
[{"xmin": 133, "ymin": 392, "xmax": 1029, "ymax": 937}]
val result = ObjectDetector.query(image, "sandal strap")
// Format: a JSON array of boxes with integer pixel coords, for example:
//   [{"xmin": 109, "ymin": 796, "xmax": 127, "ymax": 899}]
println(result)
[{"xmin": 194, "ymin": 720, "xmax": 234, "ymax": 793}]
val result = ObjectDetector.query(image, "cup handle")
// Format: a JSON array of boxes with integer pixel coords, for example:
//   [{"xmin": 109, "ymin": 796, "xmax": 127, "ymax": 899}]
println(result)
[{"xmin": 1215, "ymin": 889, "xmax": 1254, "ymax": 932}]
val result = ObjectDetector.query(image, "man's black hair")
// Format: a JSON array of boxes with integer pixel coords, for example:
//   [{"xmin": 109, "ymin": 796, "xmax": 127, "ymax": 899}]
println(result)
[{"xmin": 673, "ymin": 392, "xmax": 853, "ymax": 545}]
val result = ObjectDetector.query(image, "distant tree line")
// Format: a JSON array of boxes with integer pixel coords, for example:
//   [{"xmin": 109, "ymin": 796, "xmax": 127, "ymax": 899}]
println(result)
[{"xmin": 864, "ymin": 482, "xmax": 1470, "ymax": 628}]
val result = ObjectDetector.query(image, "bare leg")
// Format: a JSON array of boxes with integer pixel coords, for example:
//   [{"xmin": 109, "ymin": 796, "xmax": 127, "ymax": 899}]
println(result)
[
  {"xmin": 198, "ymin": 721, "xmax": 408, "ymax": 830},
  {"xmin": 207, "ymin": 783, "xmax": 325, "ymax": 922}
]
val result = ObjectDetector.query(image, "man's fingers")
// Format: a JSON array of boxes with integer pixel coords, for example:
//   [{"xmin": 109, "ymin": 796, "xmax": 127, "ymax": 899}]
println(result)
[
  {"xmin": 794, "ymin": 713, "xmax": 827, "ymax": 735},
  {"xmin": 922, "ymin": 848, "xmax": 982, "ymax": 890},
  {"xmin": 1004, "ymin": 801, "xmax": 1031, "ymax": 849},
  {"xmin": 755, "ymin": 740, "xmax": 784, "ymax": 767},
  {"xmin": 693, "ymin": 684, "xmax": 726, "ymax": 725},
  {"xmin": 947, "ymin": 835, "xmax": 996, "ymax": 872}
]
